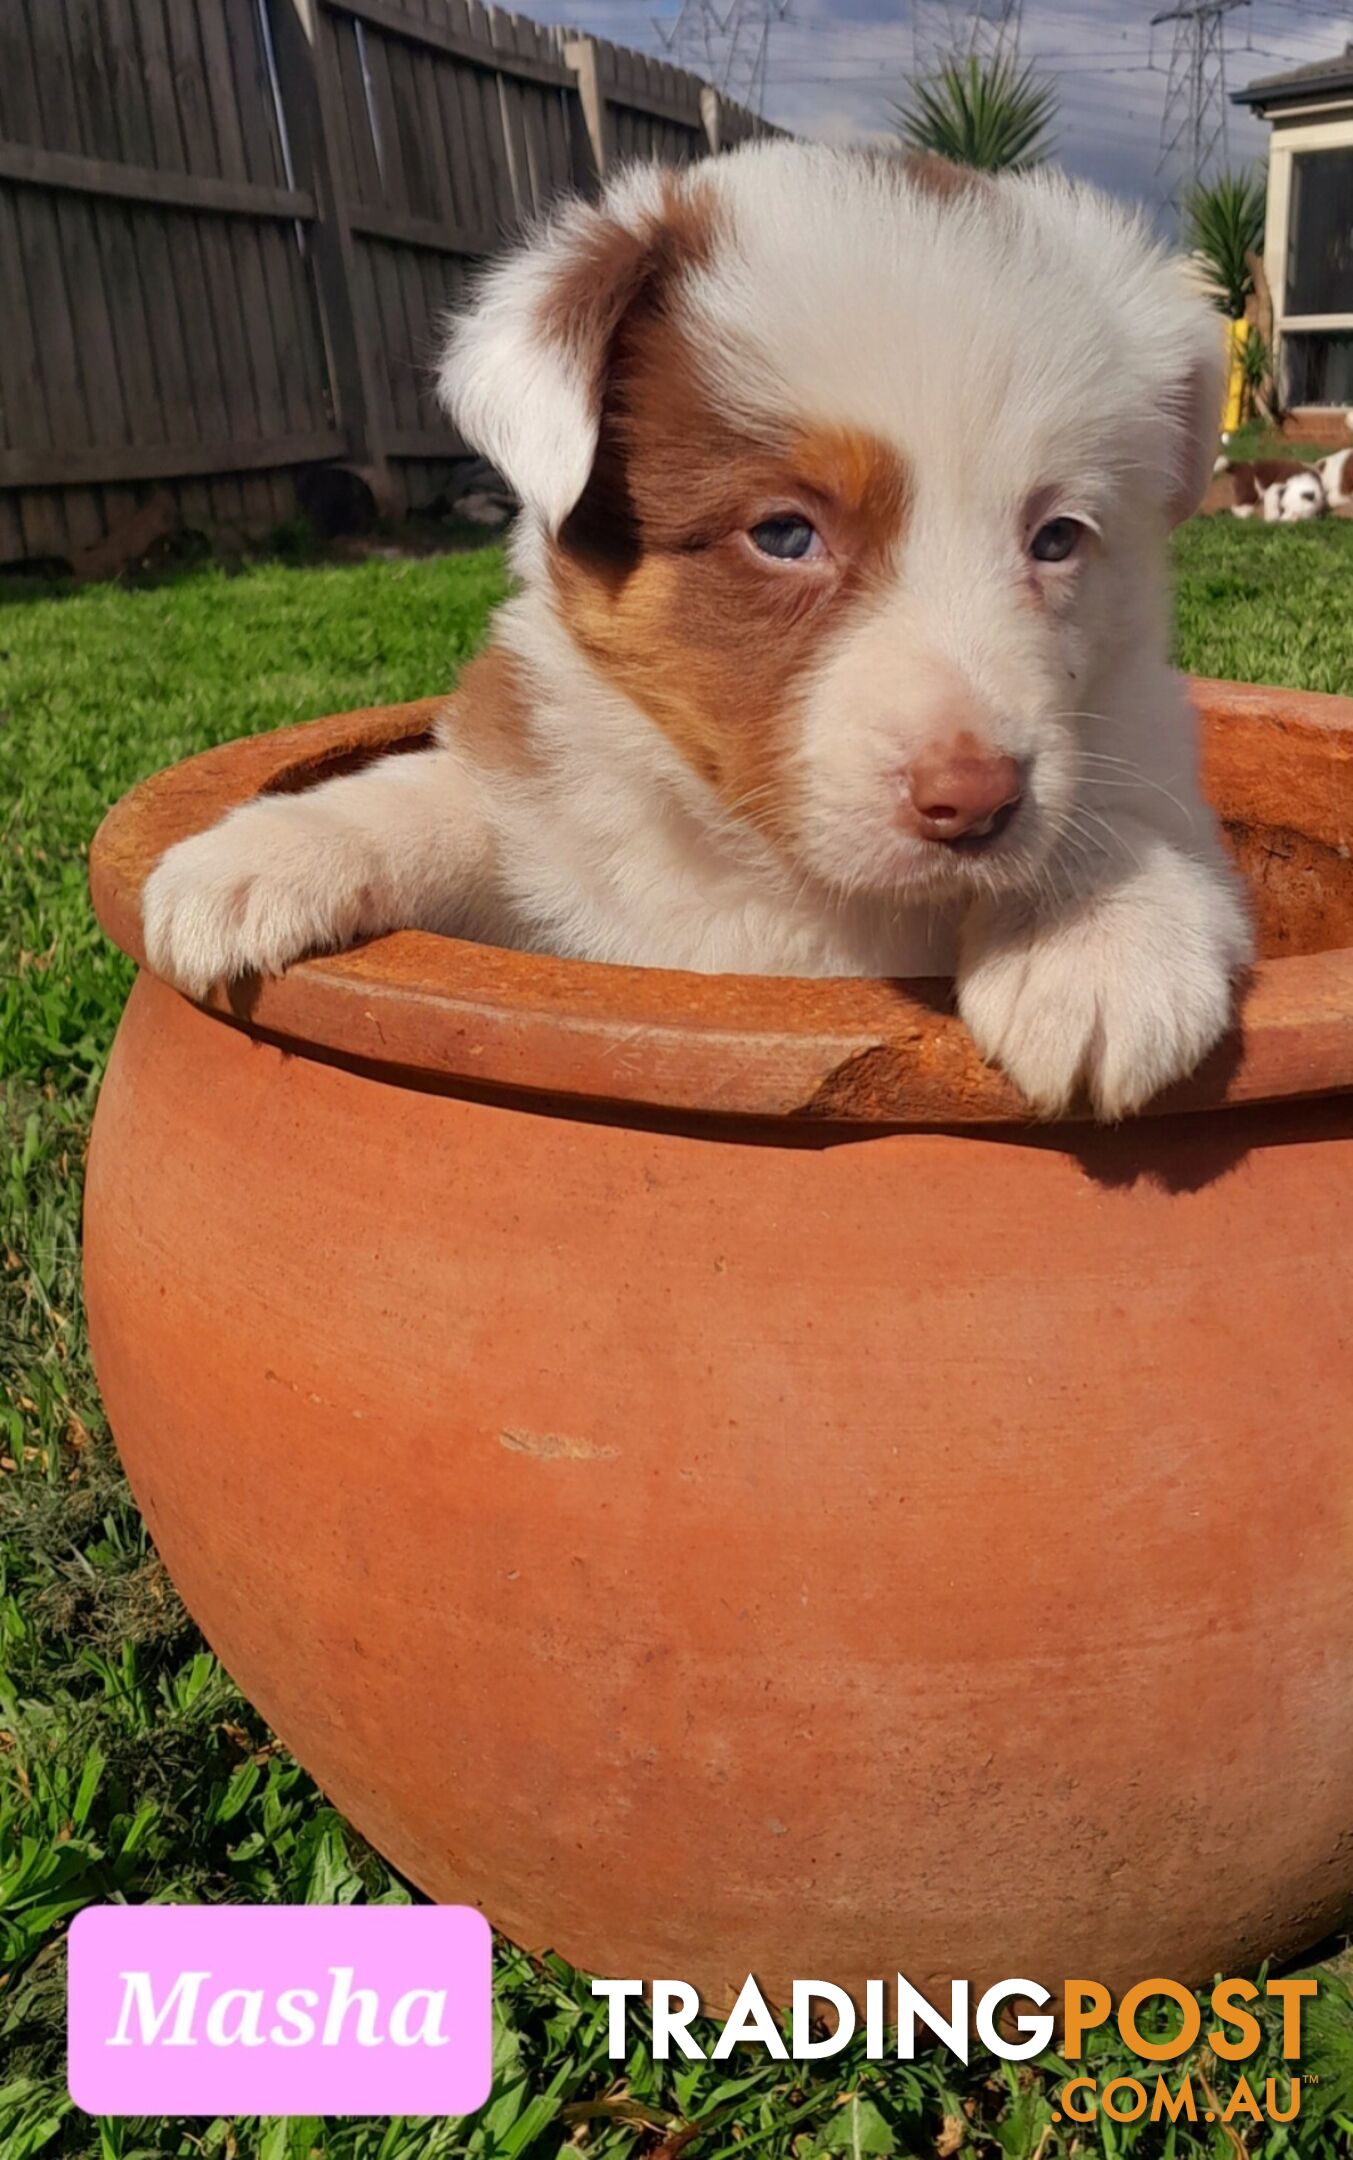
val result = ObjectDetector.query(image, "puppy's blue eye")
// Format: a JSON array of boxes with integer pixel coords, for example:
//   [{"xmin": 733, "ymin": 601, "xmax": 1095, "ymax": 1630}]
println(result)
[
  {"xmin": 749, "ymin": 515, "xmax": 818, "ymax": 561},
  {"xmin": 1030, "ymin": 517, "xmax": 1084, "ymax": 563}
]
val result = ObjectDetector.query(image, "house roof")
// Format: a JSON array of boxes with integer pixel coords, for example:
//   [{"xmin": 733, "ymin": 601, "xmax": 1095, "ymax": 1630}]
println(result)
[{"xmin": 1233, "ymin": 41, "xmax": 1353, "ymax": 112}]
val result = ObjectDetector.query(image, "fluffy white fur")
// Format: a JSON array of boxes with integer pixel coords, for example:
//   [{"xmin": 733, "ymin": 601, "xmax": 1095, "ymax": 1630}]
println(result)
[
  {"xmin": 1320, "ymin": 447, "xmax": 1353, "ymax": 508},
  {"xmin": 1263, "ymin": 471, "xmax": 1326, "ymax": 523},
  {"xmin": 142, "ymin": 143, "xmax": 1251, "ymax": 1121}
]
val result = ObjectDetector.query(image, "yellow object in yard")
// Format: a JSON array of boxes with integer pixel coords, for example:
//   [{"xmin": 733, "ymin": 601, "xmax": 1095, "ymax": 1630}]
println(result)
[{"xmin": 1223, "ymin": 317, "xmax": 1250, "ymax": 435}]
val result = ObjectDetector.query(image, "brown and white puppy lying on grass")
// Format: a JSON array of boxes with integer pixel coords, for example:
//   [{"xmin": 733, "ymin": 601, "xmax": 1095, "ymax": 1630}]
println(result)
[
  {"xmin": 143, "ymin": 143, "xmax": 1251, "ymax": 1121},
  {"xmin": 1215, "ymin": 455, "xmax": 1326, "ymax": 521}
]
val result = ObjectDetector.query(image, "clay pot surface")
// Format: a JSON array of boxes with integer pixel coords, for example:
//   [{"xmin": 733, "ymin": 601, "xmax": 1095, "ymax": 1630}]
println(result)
[{"xmin": 85, "ymin": 679, "xmax": 1353, "ymax": 2003}]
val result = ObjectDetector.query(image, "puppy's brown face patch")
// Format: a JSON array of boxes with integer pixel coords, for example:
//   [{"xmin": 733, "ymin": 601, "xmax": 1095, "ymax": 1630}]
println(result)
[{"xmin": 549, "ymin": 295, "xmax": 910, "ymax": 848}]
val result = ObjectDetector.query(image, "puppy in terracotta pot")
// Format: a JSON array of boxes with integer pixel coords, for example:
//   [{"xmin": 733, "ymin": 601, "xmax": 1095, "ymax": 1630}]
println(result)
[{"xmin": 142, "ymin": 143, "xmax": 1251, "ymax": 1121}]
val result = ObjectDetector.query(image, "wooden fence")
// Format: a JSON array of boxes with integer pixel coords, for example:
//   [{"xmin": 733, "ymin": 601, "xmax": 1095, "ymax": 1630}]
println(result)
[{"xmin": 0, "ymin": 0, "xmax": 780, "ymax": 569}]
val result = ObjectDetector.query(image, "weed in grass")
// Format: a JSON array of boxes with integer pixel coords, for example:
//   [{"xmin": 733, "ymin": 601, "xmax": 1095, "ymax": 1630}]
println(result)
[{"xmin": 3, "ymin": 542, "xmax": 1353, "ymax": 2156}]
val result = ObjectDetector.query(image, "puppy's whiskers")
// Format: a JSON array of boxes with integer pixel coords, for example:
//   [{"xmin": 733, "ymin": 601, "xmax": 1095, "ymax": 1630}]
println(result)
[{"xmin": 1056, "ymin": 722, "xmax": 1200, "ymax": 834}]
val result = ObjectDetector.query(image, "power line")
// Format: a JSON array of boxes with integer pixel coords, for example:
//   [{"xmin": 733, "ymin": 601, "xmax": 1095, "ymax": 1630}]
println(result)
[
  {"xmin": 656, "ymin": 0, "xmax": 790, "ymax": 111},
  {"xmin": 550, "ymin": 0, "xmax": 1345, "ymax": 164},
  {"xmin": 1152, "ymin": 0, "xmax": 1250, "ymax": 206},
  {"xmin": 765, "ymin": 57, "xmax": 1160, "ymax": 79},
  {"xmin": 910, "ymin": 0, "xmax": 1024, "ymax": 76}
]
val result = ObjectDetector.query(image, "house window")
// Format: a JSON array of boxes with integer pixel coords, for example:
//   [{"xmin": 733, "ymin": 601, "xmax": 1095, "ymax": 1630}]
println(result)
[
  {"xmin": 1286, "ymin": 148, "xmax": 1353, "ymax": 315},
  {"xmin": 1283, "ymin": 330, "xmax": 1353, "ymax": 406}
]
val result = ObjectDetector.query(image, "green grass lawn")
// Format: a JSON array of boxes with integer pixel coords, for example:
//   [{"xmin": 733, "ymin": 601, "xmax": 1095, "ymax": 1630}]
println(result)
[{"xmin": 5, "ymin": 521, "xmax": 1353, "ymax": 2160}]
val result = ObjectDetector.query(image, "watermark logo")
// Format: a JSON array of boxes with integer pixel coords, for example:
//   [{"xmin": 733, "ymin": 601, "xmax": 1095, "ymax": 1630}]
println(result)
[
  {"xmin": 594, "ymin": 1970, "xmax": 1314, "ymax": 2127},
  {"xmin": 1052, "ymin": 1977, "xmax": 1313, "ymax": 2129},
  {"xmin": 67, "ymin": 1905, "xmax": 492, "ymax": 2117}
]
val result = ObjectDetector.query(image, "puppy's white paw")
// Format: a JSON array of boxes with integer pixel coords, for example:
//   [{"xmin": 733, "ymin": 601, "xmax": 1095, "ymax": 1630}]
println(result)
[
  {"xmin": 141, "ymin": 800, "xmax": 378, "ymax": 1000},
  {"xmin": 958, "ymin": 838, "xmax": 1252, "ymax": 1121}
]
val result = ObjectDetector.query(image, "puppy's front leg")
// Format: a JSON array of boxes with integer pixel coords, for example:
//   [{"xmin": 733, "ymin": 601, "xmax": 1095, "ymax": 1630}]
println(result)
[
  {"xmin": 142, "ymin": 745, "xmax": 493, "ymax": 1000},
  {"xmin": 956, "ymin": 818, "xmax": 1253, "ymax": 1121}
]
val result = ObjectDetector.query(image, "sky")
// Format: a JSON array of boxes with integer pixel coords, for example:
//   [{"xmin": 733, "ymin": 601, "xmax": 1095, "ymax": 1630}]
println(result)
[{"xmin": 522, "ymin": 0, "xmax": 1353, "ymax": 225}]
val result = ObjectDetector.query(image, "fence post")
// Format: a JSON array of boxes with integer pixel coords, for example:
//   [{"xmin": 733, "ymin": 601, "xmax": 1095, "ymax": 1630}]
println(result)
[
  {"xmin": 563, "ymin": 38, "xmax": 614, "ymax": 188},
  {"xmin": 268, "ymin": 0, "xmax": 394, "ymax": 505},
  {"xmin": 700, "ymin": 84, "xmax": 722, "ymax": 157}
]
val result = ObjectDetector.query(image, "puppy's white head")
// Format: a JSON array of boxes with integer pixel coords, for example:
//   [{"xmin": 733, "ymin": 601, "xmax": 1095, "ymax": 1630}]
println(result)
[
  {"xmin": 1268, "ymin": 472, "xmax": 1325, "ymax": 522},
  {"xmin": 440, "ymin": 146, "xmax": 1224, "ymax": 903}
]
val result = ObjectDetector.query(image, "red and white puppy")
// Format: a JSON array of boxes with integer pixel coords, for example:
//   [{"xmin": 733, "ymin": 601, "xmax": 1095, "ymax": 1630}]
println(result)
[
  {"xmin": 1216, "ymin": 455, "xmax": 1323, "ymax": 519},
  {"xmin": 143, "ymin": 144, "xmax": 1251, "ymax": 1120}
]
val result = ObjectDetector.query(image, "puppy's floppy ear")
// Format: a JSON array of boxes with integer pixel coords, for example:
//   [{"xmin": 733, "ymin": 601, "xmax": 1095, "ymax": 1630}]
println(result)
[{"xmin": 438, "ymin": 169, "xmax": 676, "ymax": 533}]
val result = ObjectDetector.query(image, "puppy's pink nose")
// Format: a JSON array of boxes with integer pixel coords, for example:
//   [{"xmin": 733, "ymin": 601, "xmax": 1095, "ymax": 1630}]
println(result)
[{"xmin": 904, "ymin": 747, "xmax": 1023, "ymax": 843}]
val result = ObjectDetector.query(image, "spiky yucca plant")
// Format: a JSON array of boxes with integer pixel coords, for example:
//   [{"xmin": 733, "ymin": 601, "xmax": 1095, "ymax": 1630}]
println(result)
[
  {"xmin": 893, "ymin": 52, "xmax": 1057, "ymax": 173},
  {"xmin": 1185, "ymin": 168, "xmax": 1267, "ymax": 320}
]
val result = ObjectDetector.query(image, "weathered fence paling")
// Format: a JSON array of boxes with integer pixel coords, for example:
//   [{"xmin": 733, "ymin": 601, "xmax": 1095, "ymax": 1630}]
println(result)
[{"xmin": 0, "ymin": 0, "xmax": 780, "ymax": 567}]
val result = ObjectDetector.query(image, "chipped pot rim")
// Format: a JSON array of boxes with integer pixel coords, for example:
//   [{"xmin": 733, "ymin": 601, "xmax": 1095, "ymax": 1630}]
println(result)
[{"xmin": 88, "ymin": 679, "xmax": 1353, "ymax": 1129}]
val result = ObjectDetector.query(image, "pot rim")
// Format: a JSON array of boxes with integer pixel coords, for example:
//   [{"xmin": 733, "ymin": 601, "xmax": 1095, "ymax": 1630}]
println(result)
[{"xmin": 89, "ymin": 677, "xmax": 1353, "ymax": 1129}]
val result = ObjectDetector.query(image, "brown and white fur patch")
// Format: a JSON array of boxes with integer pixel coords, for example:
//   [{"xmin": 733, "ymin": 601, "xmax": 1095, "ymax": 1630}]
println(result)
[
  {"xmin": 142, "ymin": 144, "xmax": 1250, "ymax": 1120},
  {"xmin": 1262, "ymin": 470, "xmax": 1326, "ymax": 522},
  {"xmin": 1215, "ymin": 456, "xmax": 1324, "ymax": 519}
]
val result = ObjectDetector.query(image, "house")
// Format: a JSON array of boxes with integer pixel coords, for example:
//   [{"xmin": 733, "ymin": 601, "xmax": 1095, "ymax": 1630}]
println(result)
[{"xmin": 1234, "ymin": 45, "xmax": 1353, "ymax": 417}]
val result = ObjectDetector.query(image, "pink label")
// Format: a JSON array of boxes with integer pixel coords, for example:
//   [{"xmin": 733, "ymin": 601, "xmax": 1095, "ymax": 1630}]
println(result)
[{"xmin": 67, "ymin": 1904, "xmax": 493, "ymax": 2117}]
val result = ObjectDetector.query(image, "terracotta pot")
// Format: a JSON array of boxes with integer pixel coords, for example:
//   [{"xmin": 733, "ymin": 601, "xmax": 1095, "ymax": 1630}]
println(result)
[{"xmin": 84, "ymin": 680, "xmax": 1353, "ymax": 2006}]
